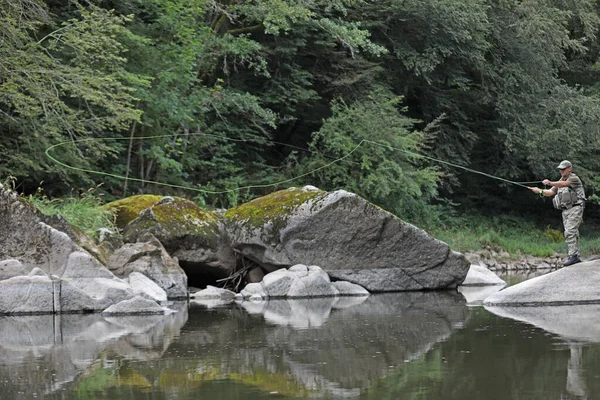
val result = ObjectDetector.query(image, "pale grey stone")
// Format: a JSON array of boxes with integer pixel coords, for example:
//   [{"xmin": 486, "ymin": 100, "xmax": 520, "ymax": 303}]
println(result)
[
  {"xmin": 288, "ymin": 270, "xmax": 337, "ymax": 298},
  {"xmin": 240, "ymin": 282, "xmax": 266, "ymax": 299},
  {"xmin": 288, "ymin": 264, "xmax": 309, "ymax": 277},
  {"xmin": 458, "ymin": 285, "xmax": 504, "ymax": 305},
  {"xmin": 128, "ymin": 272, "xmax": 168, "ymax": 302},
  {"xmin": 28, "ymin": 267, "xmax": 48, "ymax": 277},
  {"xmin": 107, "ymin": 237, "xmax": 188, "ymax": 299},
  {"xmin": 0, "ymin": 259, "xmax": 25, "ymax": 280},
  {"xmin": 102, "ymin": 295, "xmax": 169, "ymax": 315},
  {"xmin": 483, "ymin": 261, "xmax": 600, "ymax": 306},
  {"xmin": 460, "ymin": 265, "xmax": 507, "ymax": 286},
  {"xmin": 190, "ymin": 285, "xmax": 235, "ymax": 300},
  {"xmin": 59, "ymin": 278, "xmax": 134, "ymax": 312},
  {"xmin": 0, "ymin": 275, "xmax": 54, "ymax": 314},
  {"xmin": 331, "ymin": 281, "xmax": 370, "ymax": 296},
  {"xmin": 262, "ymin": 269, "xmax": 301, "ymax": 297}
]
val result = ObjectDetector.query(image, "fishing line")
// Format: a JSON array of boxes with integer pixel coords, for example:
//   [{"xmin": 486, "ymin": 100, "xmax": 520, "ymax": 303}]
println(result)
[{"xmin": 45, "ymin": 133, "xmax": 541, "ymax": 194}]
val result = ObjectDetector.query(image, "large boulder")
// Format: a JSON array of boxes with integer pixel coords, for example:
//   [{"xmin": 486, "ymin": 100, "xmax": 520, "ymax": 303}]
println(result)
[
  {"xmin": 224, "ymin": 187, "xmax": 469, "ymax": 291},
  {"xmin": 0, "ymin": 184, "xmax": 140, "ymax": 313},
  {"xmin": 121, "ymin": 196, "xmax": 236, "ymax": 281},
  {"xmin": 483, "ymin": 260, "xmax": 600, "ymax": 306}
]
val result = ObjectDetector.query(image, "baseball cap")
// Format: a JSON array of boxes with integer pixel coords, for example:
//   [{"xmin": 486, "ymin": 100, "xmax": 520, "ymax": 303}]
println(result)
[{"xmin": 557, "ymin": 160, "xmax": 572, "ymax": 169}]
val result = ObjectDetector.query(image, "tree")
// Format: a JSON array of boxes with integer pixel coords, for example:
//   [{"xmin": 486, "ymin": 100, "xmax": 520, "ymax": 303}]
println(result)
[{"xmin": 0, "ymin": 0, "xmax": 145, "ymax": 194}]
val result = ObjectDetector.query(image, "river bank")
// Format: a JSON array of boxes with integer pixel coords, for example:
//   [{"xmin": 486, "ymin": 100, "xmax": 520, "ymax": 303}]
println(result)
[{"xmin": 464, "ymin": 251, "xmax": 564, "ymax": 271}]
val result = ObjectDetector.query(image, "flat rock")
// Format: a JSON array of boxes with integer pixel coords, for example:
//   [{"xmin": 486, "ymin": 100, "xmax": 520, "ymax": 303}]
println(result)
[{"xmin": 483, "ymin": 261, "xmax": 600, "ymax": 306}]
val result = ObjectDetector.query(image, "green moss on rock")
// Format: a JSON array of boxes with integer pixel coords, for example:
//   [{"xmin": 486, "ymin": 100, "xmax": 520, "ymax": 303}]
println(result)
[
  {"xmin": 152, "ymin": 199, "xmax": 219, "ymax": 238},
  {"xmin": 122, "ymin": 196, "xmax": 220, "ymax": 247},
  {"xmin": 104, "ymin": 195, "xmax": 163, "ymax": 229},
  {"xmin": 224, "ymin": 187, "xmax": 326, "ymax": 229}
]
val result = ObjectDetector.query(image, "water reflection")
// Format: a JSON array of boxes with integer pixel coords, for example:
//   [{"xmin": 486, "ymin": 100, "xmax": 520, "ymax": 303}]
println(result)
[
  {"xmin": 2, "ymin": 289, "xmax": 600, "ymax": 399},
  {"xmin": 458, "ymin": 285, "xmax": 504, "ymax": 305},
  {"xmin": 484, "ymin": 304, "xmax": 600, "ymax": 343},
  {"xmin": 497, "ymin": 268, "xmax": 557, "ymax": 286},
  {"xmin": 485, "ymin": 304, "xmax": 600, "ymax": 400},
  {"xmin": 180, "ymin": 292, "xmax": 469, "ymax": 398},
  {"xmin": 0, "ymin": 302, "xmax": 188, "ymax": 398}
]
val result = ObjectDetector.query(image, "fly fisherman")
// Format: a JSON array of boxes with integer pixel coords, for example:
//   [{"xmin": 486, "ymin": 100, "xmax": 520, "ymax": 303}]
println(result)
[{"xmin": 529, "ymin": 160, "xmax": 586, "ymax": 266}]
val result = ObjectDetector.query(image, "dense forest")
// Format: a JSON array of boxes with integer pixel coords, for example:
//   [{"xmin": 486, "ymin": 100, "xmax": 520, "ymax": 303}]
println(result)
[{"xmin": 2, "ymin": 0, "xmax": 600, "ymax": 229}]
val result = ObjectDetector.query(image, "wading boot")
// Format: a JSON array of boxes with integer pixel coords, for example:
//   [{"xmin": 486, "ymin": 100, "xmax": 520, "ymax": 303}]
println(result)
[{"xmin": 563, "ymin": 255, "xmax": 581, "ymax": 266}]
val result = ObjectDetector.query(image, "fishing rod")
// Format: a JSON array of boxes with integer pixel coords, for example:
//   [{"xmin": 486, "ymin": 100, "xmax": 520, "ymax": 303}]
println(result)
[{"xmin": 45, "ymin": 133, "xmax": 542, "ymax": 194}]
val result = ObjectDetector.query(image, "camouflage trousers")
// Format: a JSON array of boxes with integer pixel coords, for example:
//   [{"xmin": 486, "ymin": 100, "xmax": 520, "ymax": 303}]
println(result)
[{"xmin": 562, "ymin": 204, "xmax": 584, "ymax": 257}]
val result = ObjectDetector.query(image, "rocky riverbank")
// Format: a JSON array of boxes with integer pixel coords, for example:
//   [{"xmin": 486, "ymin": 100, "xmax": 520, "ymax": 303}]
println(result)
[{"xmin": 464, "ymin": 251, "xmax": 564, "ymax": 271}]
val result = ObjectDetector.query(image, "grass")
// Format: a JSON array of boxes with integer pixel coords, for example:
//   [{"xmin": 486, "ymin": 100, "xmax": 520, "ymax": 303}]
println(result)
[
  {"xmin": 27, "ymin": 187, "xmax": 116, "ymax": 239},
  {"xmin": 430, "ymin": 215, "xmax": 600, "ymax": 259}
]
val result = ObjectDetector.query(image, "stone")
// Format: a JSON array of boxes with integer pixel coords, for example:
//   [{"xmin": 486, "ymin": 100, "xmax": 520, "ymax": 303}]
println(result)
[
  {"xmin": 58, "ymin": 278, "xmax": 134, "ymax": 313},
  {"xmin": 224, "ymin": 188, "xmax": 469, "ymax": 291},
  {"xmin": 121, "ymin": 196, "xmax": 236, "ymax": 278},
  {"xmin": 190, "ymin": 285, "xmax": 236, "ymax": 300},
  {"xmin": 460, "ymin": 265, "xmax": 507, "ymax": 286},
  {"xmin": 240, "ymin": 282, "xmax": 266, "ymax": 299},
  {"xmin": 331, "ymin": 281, "xmax": 370, "ymax": 296},
  {"xmin": 246, "ymin": 266, "xmax": 265, "ymax": 283},
  {"xmin": 0, "ymin": 259, "xmax": 26, "ymax": 281},
  {"xmin": 483, "ymin": 260, "xmax": 600, "ymax": 306},
  {"xmin": 107, "ymin": 236, "xmax": 188, "ymax": 299},
  {"xmin": 102, "ymin": 295, "xmax": 171, "ymax": 315},
  {"xmin": 128, "ymin": 272, "xmax": 168, "ymax": 303},
  {"xmin": 0, "ymin": 275, "xmax": 55, "ymax": 314}
]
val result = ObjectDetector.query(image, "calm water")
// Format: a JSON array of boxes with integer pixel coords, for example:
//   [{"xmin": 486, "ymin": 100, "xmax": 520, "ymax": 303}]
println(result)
[{"xmin": 1, "ymin": 273, "xmax": 599, "ymax": 399}]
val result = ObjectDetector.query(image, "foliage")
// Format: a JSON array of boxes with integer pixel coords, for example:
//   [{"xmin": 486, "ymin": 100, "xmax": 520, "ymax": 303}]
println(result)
[
  {"xmin": 298, "ymin": 87, "xmax": 439, "ymax": 223},
  {"xmin": 4, "ymin": 0, "xmax": 600, "ymax": 235},
  {"xmin": 27, "ymin": 187, "xmax": 117, "ymax": 238},
  {"xmin": 430, "ymin": 214, "xmax": 600, "ymax": 258},
  {"xmin": 0, "ymin": 0, "xmax": 146, "ymax": 193}
]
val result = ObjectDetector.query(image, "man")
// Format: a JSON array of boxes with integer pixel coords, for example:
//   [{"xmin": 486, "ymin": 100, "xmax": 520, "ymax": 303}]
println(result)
[{"xmin": 529, "ymin": 160, "xmax": 586, "ymax": 266}]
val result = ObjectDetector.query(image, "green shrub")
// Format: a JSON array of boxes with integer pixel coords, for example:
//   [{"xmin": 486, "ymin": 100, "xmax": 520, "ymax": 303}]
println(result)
[{"xmin": 27, "ymin": 187, "xmax": 116, "ymax": 239}]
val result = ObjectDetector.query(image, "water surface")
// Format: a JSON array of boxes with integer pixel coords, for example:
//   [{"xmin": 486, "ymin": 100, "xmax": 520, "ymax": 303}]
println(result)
[{"xmin": 0, "ymin": 283, "xmax": 599, "ymax": 399}]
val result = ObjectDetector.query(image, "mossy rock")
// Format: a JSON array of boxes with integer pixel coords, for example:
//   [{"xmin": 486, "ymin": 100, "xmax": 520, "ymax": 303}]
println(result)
[
  {"xmin": 224, "ymin": 187, "xmax": 327, "ymax": 229},
  {"xmin": 124, "ymin": 197, "xmax": 220, "ymax": 246},
  {"xmin": 104, "ymin": 195, "xmax": 163, "ymax": 229}
]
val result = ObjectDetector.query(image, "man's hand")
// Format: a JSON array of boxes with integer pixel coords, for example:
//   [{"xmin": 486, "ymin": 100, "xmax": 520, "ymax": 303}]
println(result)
[
  {"xmin": 529, "ymin": 187, "xmax": 541, "ymax": 194},
  {"xmin": 542, "ymin": 179, "xmax": 551, "ymax": 185}
]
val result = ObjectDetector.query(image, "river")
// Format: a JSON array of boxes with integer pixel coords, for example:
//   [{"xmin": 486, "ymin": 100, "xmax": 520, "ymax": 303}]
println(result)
[{"xmin": 0, "ymin": 270, "xmax": 598, "ymax": 399}]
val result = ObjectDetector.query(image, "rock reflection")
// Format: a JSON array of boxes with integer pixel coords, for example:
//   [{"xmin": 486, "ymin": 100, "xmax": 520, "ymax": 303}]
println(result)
[
  {"xmin": 171, "ymin": 291, "xmax": 468, "ymax": 398},
  {"xmin": 485, "ymin": 304, "xmax": 600, "ymax": 400},
  {"xmin": 0, "ymin": 301, "xmax": 188, "ymax": 398},
  {"xmin": 458, "ymin": 285, "xmax": 504, "ymax": 305},
  {"xmin": 484, "ymin": 304, "xmax": 600, "ymax": 343},
  {"xmin": 241, "ymin": 297, "xmax": 338, "ymax": 328}
]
